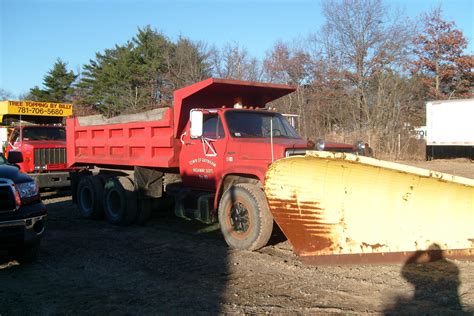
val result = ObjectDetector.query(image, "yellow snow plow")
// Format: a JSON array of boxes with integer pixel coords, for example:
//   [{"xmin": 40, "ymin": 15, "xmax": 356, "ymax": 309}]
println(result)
[{"xmin": 265, "ymin": 151, "xmax": 474, "ymax": 264}]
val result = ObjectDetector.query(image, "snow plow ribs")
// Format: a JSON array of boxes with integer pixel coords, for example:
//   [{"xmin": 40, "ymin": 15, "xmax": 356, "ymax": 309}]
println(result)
[{"xmin": 264, "ymin": 151, "xmax": 474, "ymax": 264}]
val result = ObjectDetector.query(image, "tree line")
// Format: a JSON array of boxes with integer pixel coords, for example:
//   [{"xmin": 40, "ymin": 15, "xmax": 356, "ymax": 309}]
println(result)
[{"xmin": 11, "ymin": 1, "xmax": 474, "ymax": 158}]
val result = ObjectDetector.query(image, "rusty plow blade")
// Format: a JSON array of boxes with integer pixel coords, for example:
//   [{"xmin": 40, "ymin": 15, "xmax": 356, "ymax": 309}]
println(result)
[{"xmin": 264, "ymin": 151, "xmax": 474, "ymax": 264}]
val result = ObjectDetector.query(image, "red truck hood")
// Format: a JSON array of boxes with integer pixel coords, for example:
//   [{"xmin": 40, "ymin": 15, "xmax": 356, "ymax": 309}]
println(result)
[
  {"xmin": 19, "ymin": 140, "xmax": 66, "ymax": 148},
  {"xmin": 6, "ymin": 140, "xmax": 71, "ymax": 174},
  {"xmin": 229, "ymin": 137, "xmax": 308, "ymax": 161},
  {"xmin": 236, "ymin": 137, "xmax": 307, "ymax": 147}
]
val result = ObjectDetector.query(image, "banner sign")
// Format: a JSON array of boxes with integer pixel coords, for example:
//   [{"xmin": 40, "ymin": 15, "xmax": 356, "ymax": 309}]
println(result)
[{"xmin": 0, "ymin": 100, "xmax": 73, "ymax": 117}]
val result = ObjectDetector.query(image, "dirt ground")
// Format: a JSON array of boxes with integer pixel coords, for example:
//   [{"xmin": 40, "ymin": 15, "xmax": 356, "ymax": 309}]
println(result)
[
  {"xmin": 398, "ymin": 158, "xmax": 474, "ymax": 179},
  {"xmin": 1, "ymin": 159, "xmax": 473, "ymax": 314}
]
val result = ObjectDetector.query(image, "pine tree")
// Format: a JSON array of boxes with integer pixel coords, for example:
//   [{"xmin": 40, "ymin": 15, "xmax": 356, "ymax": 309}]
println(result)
[
  {"xmin": 29, "ymin": 59, "xmax": 78, "ymax": 102},
  {"xmin": 77, "ymin": 26, "xmax": 212, "ymax": 116}
]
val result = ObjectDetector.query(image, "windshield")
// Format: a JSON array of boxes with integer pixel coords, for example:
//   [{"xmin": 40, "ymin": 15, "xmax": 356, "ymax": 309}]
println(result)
[
  {"xmin": 21, "ymin": 127, "xmax": 66, "ymax": 141},
  {"xmin": 225, "ymin": 111, "xmax": 300, "ymax": 139}
]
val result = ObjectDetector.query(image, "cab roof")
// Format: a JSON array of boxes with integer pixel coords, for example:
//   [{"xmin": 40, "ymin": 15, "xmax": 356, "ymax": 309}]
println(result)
[{"xmin": 173, "ymin": 78, "xmax": 296, "ymax": 138}]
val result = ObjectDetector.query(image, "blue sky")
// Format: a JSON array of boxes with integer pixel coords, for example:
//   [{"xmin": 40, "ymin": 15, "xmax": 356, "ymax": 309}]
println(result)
[{"xmin": 1, "ymin": 0, "xmax": 473, "ymax": 98}]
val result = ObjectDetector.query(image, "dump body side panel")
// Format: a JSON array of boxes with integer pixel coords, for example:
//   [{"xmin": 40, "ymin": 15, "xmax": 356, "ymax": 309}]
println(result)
[
  {"xmin": 67, "ymin": 108, "xmax": 180, "ymax": 168},
  {"xmin": 265, "ymin": 151, "xmax": 474, "ymax": 264}
]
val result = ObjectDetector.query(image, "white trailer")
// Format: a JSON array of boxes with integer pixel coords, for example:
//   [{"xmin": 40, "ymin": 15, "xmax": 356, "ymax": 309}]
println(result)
[{"xmin": 426, "ymin": 99, "xmax": 474, "ymax": 160}]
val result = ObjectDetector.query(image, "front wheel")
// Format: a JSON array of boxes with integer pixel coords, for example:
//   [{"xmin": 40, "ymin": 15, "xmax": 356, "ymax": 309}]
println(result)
[{"xmin": 218, "ymin": 183, "xmax": 273, "ymax": 251}]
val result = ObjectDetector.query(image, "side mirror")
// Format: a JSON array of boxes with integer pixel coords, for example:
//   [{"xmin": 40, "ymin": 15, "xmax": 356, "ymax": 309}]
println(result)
[
  {"xmin": 190, "ymin": 110, "xmax": 203, "ymax": 138},
  {"xmin": 7, "ymin": 151, "xmax": 24, "ymax": 164}
]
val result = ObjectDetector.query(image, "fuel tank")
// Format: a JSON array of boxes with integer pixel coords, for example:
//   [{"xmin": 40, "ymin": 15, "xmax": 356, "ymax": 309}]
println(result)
[{"xmin": 264, "ymin": 151, "xmax": 474, "ymax": 264}]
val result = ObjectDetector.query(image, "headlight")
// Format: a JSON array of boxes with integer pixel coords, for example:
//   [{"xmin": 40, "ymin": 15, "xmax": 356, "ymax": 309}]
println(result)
[
  {"xmin": 354, "ymin": 140, "xmax": 370, "ymax": 155},
  {"xmin": 16, "ymin": 181, "xmax": 39, "ymax": 199},
  {"xmin": 355, "ymin": 141, "xmax": 365, "ymax": 151},
  {"xmin": 316, "ymin": 139, "xmax": 325, "ymax": 151}
]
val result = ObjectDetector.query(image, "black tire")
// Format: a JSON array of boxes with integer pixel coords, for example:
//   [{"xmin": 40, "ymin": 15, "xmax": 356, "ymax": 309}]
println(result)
[
  {"xmin": 71, "ymin": 170, "xmax": 92, "ymax": 204},
  {"xmin": 135, "ymin": 198, "xmax": 152, "ymax": 225},
  {"xmin": 77, "ymin": 175, "xmax": 104, "ymax": 219},
  {"xmin": 103, "ymin": 176, "xmax": 138, "ymax": 226},
  {"xmin": 218, "ymin": 183, "xmax": 273, "ymax": 251},
  {"xmin": 426, "ymin": 145, "xmax": 434, "ymax": 161},
  {"xmin": 70, "ymin": 171, "xmax": 80, "ymax": 204},
  {"xmin": 12, "ymin": 241, "xmax": 41, "ymax": 263}
]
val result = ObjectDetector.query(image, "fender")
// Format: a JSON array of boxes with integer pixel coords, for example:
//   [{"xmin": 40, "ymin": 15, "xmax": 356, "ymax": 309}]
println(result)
[{"xmin": 213, "ymin": 164, "xmax": 268, "ymax": 212}]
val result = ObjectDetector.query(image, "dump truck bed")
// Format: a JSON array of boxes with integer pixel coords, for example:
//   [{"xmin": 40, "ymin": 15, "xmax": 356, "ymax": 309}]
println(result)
[{"xmin": 66, "ymin": 108, "xmax": 180, "ymax": 169}]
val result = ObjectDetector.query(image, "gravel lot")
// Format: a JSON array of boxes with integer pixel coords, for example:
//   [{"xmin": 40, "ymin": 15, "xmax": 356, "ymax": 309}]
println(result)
[{"xmin": 1, "ymin": 159, "xmax": 473, "ymax": 314}]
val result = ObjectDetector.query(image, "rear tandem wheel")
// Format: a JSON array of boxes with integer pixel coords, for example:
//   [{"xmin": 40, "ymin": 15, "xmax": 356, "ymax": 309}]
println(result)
[
  {"xmin": 103, "ymin": 176, "xmax": 138, "ymax": 226},
  {"xmin": 76, "ymin": 175, "xmax": 105, "ymax": 219}
]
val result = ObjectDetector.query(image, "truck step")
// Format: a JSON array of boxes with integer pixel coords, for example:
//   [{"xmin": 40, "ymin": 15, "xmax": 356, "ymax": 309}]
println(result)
[{"xmin": 170, "ymin": 188, "xmax": 215, "ymax": 224}]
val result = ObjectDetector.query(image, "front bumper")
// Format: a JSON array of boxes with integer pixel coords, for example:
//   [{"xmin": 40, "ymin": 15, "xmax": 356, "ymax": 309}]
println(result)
[
  {"xmin": 0, "ymin": 202, "xmax": 47, "ymax": 247},
  {"xmin": 30, "ymin": 171, "xmax": 70, "ymax": 188}
]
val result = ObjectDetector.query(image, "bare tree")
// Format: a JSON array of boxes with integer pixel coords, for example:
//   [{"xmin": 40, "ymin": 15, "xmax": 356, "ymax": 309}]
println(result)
[
  {"xmin": 0, "ymin": 89, "xmax": 14, "ymax": 101},
  {"xmin": 412, "ymin": 7, "xmax": 474, "ymax": 99},
  {"xmin": 165, "ymin": 37, "xmax": 213, "ymax": 90},
  {"xmin": 263, "ymin": 40, "xmax": 313, "ymax": 136},
  {"xmin": 210, "ymin": 42, "xmax": 263, "ymax": 81},
  {"xmin": 307, "ymin": 33, "xmax": 353, "ymax": 138},
  {"xmin": 304, "ymin": 0, "xmax": 417, "ymax": 157},
  {"xmin": 320, "ymin": 0, "xmax": 414, "ymax": 128}
]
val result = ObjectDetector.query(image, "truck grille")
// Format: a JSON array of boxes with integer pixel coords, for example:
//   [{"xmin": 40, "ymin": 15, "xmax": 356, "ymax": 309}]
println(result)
[
  {"xmin": 0, "ymin": 182, "xmax": 17, "ymax": 212},
  {"xmin": 34, "ymin": 148, "xmax": 66, "ymax": 168}
]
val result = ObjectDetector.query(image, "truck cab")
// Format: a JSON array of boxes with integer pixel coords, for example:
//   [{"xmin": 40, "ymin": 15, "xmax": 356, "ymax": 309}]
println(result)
[
  {"xmin": 180, "ymin": 107, "xmax": 308, "ymax": 191},
  {"xmin": 5, "ymin": 125, "xmax": 71, "ymax": 188}
]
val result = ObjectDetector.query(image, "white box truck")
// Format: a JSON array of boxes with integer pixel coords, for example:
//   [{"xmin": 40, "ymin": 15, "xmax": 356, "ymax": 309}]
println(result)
[{"xmin": 426, "ymin": 99, "xmax": 474, "ymax": 160}]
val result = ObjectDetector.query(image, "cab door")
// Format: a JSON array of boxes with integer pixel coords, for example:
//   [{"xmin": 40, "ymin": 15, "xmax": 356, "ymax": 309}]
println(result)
[{"xmin": 179, "ymin": 111, "xmax": 227, "ymax": 191}]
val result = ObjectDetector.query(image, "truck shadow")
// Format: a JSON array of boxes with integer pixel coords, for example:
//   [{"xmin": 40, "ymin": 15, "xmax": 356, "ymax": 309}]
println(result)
[
  {"xmin": 384, "ymin": 243, "xmax": 470, "ymax": 315},
  {"xmin": 1, "ymin": 198, "xmax": 230, "ymax": 314},
  {"xmin": 267, "ymin": 223, "xmax": 287, "ymax": 246}
]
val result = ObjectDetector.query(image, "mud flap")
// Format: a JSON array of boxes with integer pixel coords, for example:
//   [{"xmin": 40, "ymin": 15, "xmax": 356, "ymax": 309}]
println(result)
[{"xmin": 134, "ymin": 166, "xmax": 163, "ymax": 198}]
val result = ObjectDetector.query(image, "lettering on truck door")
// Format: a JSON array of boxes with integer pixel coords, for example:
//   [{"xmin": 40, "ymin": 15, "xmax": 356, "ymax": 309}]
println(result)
[{"xmin": 180, "ymin": 112, "xmax": 227, "ymax": 190}]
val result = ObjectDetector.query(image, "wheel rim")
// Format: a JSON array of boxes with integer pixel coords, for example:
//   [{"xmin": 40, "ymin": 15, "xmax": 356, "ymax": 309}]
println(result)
[
  {"xmin": 230, "ymin": 202, "xmax": 249, "ymax": 233},
  {"xmin": 106, "ymin": 189, "xmax": 122, "ymax": 220},
  {"xmin": 79, "ymin": 186, "xmax": 93, "ymax": 212}
]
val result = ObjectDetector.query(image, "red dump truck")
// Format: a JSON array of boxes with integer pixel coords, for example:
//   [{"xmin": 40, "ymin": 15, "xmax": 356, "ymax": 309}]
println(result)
[{"xmin": 68, "ymin": 78, "xmax": 313, "ymax": 250}]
